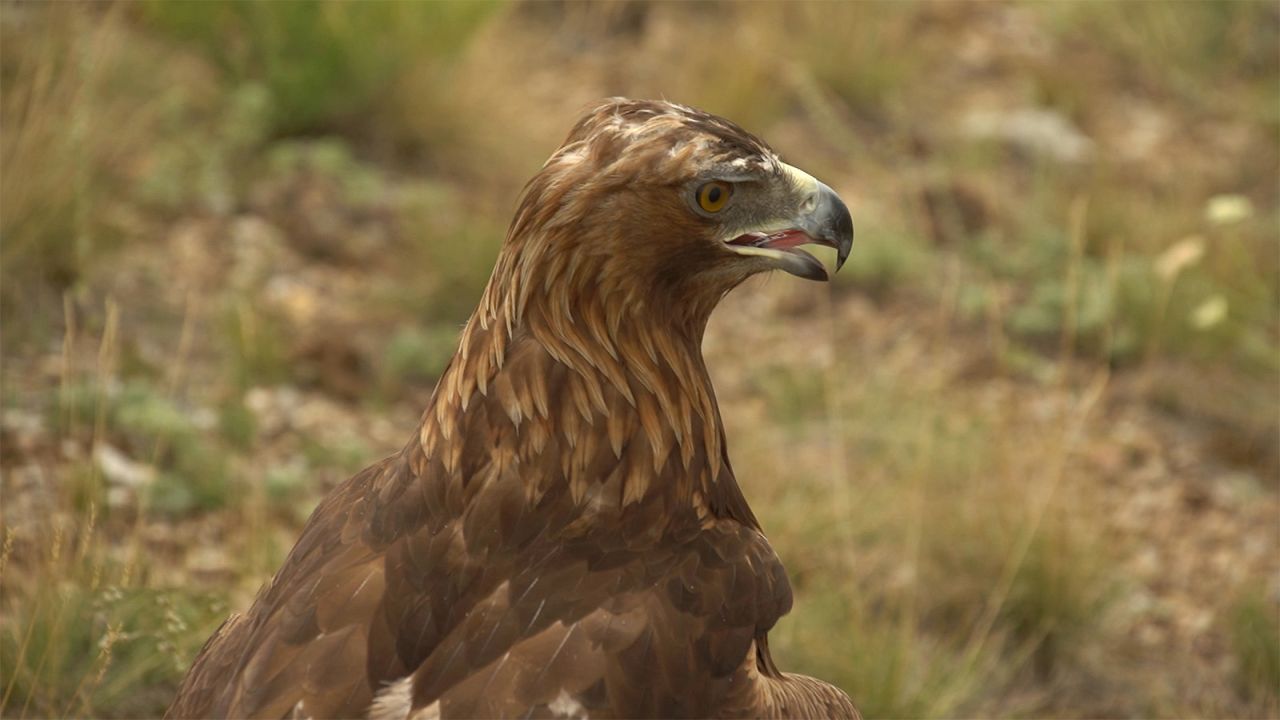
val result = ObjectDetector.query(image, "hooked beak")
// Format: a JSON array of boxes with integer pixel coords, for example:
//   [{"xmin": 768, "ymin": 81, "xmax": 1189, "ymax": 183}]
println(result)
[{"xmin": 725, "ymin": 164, "xmax": 854, "ymax": 281}]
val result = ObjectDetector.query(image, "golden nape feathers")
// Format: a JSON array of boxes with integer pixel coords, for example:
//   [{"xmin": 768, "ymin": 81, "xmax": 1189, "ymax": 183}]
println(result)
[{"xmin": 168, "ymin": 98, "xmax": 857, "ymax": 720}]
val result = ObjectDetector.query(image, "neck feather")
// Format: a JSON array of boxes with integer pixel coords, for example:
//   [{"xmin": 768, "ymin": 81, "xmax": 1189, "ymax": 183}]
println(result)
[{"xmin": 410, "ymin": 254, "xmax": 755, "ymax": 529}]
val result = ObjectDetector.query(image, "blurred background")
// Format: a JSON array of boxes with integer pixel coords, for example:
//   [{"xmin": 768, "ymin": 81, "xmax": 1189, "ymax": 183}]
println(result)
[{"xmin": 1, "ymin": 2, "xmax": 1277, "ymax": 717}]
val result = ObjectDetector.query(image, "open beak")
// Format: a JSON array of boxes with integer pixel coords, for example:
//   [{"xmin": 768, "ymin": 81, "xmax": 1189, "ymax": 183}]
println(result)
[{"xmin": 725, "ymin": 165, "xmax": 854, "ymax": 281}]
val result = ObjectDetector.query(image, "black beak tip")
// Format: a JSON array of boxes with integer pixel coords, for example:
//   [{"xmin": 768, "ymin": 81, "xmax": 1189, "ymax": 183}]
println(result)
[
  {"xmin": 807, "ymin": 181, "xmax": 854, "ymax": 273},
  {"xmin": 830, "ymin": 193, "xmax": 854, "ymax": 272}
]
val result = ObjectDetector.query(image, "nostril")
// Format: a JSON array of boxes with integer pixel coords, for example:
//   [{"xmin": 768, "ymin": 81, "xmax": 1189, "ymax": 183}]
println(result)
[{"xmin": 801, "ymin": 194, "xmax": 818, "ymax": 214}]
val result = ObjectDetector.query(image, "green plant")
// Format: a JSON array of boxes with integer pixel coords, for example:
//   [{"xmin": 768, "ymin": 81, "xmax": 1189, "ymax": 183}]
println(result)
[
  {"xmin": 48, "ymin": 379, "xmax": 233, "ymax": 516},
  {"xmin": 776, "ymin": 583, "xmax": 1001, "ymax": 720},
  {"xmin": 140, "ymin": 1, "xmax": 500, "ymax": 138},
  {"xmin": 425, "ymin": 241, "xmax": 502, "ymax": 323},
  {"xmin": 836, "ymin": 225, "xmax": 930, "ymax": 300},
  {"xmin": 378, "ymin": 325, "xmax": 460, "ymax": 400},
  {"xmin": 749, "ymin": 364, "xmax": 827, "ymax": 431},
  {"xmin": 222, "ymin": 300, "xmax": 291, "ymax": 392},
  {"xmin": 263, "ymin": 459, "xmax": 314, "ymax": 523},
  {"xmin": 0, "ymin": 8, "xmax": 206, "ymax": 330},
  {"xmin": 218, "ymin": 396, "xmax": 257, "ymax": 451},
  {"xmin": 785, "ymin": 2, "xmax": 926, "ymax": 124},
  {"xmin": 0, "ymin": 522, "xmax": 229, "ymax": 718},
  {"xmin": 300, "ymin": 435, "xmax": 371, "ymax": 479},
  {"xmin": 1230, "ymin": 589, "xmax": 1280, "ymax": 707},
  {"xmin": 999, "ymin": 520, "xmax": 1115, "ymax": 677}
]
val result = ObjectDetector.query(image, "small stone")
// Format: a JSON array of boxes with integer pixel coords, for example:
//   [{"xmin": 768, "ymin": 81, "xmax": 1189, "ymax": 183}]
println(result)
[
  {"xmin": 961, "ymin": 107, "xmax": 1095, "ymax": 163},
  {"xmin": 94, "ymin": 443, "xmax": 156, "ymax": 489}
]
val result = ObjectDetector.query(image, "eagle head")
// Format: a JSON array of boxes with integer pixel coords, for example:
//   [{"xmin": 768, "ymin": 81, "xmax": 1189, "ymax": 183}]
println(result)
[{"xmin": 491, "ymin": 98, "xmax": 853, "ymax": 334}]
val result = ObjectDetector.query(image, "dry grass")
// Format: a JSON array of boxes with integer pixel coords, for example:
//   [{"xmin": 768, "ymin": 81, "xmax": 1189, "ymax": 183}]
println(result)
[{"xmin": 2, "ymin": 2, "xmax": 1277, "ymax": 718}]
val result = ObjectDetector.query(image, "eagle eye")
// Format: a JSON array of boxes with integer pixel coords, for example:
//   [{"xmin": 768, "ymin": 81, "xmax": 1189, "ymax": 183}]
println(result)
[{"xmin": 695, "ymin": 181, "xmax": 733, "ymax": 213}]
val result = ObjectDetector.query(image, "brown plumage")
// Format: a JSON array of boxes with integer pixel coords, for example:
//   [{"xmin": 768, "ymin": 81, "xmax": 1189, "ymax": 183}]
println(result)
[{"xmin": 168, "ymin": 98, "xmax": 857, "ymax": 720}]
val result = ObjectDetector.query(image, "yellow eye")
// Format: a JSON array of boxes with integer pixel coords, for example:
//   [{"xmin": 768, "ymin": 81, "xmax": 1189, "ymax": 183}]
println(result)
[{"xmin": 696, "ymin": 181, "xmax": 732, "ymax": 213}]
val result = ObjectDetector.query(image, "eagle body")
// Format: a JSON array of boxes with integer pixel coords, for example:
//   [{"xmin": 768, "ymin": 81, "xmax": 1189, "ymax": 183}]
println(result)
[{"xmin": 169, "ymin": 99, "xmax": 857, "ymax": 719}]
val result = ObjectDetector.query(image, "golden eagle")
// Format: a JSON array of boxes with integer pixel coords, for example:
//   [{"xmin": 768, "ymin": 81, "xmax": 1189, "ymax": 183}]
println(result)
[{"xmin": 169, "ymin": 98, "xmax": 857, "ymax": 719}]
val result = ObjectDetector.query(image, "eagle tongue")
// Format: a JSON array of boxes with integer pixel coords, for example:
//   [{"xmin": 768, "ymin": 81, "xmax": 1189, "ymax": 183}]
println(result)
[
  {"xmin": 728, "ymin": 229, "xmax": 814, "ymax": 250},
  {"xmin": 728, "ymin": 232, "xmax": 769, "ymax": 247},
  {"xmin": 758, "ymin": 229, "xmax": 811, "ymax": 251}
]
